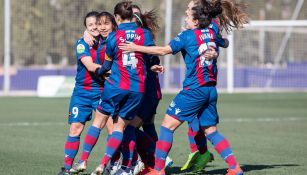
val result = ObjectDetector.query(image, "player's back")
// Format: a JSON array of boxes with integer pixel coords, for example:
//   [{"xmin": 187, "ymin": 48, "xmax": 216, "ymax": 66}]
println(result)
[
  {"xmin": 105, "ymin": 22, "xmax": 154, "ymax": 93},
  {"xmin": 170, "ymin": 26, "xmax": 223, "ymax": 90}
]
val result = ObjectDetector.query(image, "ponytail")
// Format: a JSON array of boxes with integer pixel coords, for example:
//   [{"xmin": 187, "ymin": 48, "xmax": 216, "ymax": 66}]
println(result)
[
  {"xmin": 114, "ymin": 1, "xmax": 133, "ymax": 21},
  {"xmin": 218, "ymin": 0, "xmax": 250, "ymax": 33},
  {"xmin": 141, "ymin": 10, "xmax": 160, "ymax": 39},
  {"xmin": 131, "ymin": 4, "xmax": 160, "ymax": 40}
]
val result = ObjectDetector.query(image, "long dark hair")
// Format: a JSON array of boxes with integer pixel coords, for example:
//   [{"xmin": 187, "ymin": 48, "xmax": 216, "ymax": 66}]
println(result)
[
  {"xmin": 114, "ymin": 1, "xmax": 133, "ymax": 21},
  {"xmin": 191, "ymin": 0, "xmax": 222, "ymax": 28},
  {"xmin": 131, "ymin": 4, "xmax": 160, "ymax": 39},
  {"xmin": 191, "ymin": 0, "xmax": 249, "ymax": 32}
]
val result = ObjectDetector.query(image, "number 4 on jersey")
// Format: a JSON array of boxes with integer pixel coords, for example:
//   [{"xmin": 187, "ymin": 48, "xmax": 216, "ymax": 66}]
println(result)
[{"xmin": 123, "ymin": 52, "xmax": 138, "ymax": 69}]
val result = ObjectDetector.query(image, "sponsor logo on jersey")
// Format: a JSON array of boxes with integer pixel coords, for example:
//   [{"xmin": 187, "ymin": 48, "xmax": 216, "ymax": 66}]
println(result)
[
  {"xmin": 119, "ymin": 30, "xmax": 141, "ymax": 43},
  {"xmin": 77, "ymin": 44, "xmax": 85, "ymax": 54}
]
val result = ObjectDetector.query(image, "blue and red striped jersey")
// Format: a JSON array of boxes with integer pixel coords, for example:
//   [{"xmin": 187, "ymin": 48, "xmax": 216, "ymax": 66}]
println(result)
[
  {"xmin": 105, "ymin": 22, "xmax": 155, "ymax": 93},
  {"xmin": 74, "ymin": 38, "xmax": 106, "ymax": 91},
  {"xmin": 169, "ymin": 21, "xmax": 225, "ymax": 90}
]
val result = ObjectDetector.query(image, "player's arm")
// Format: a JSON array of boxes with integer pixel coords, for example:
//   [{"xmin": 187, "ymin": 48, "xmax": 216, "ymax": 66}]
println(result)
[
  {"xmin": 83, "ymin": 30, "xmax": 95, "ymax": 46},
  {"xmin": 95, "ymin": 59, "xmax": 112, "ymax": 76},
  {"xmin": 204, "ymin": 48, "xmax": 218, "ymax": 60},
  {"xmin": 215, "ymin": 33, "xmax": 229, "ymax": 48},
  {"xmin": 120, "ymin": 43, "xmax": 172, "ymax": 56},
  {"xmin": 119, "ymin": 29, "xmax": 175, "ymax": 56},
  {"xmin": 80, "ymin": 57, "xmax": 101, "ymax": 72},
  {"xmin": 76, "ymin": 40, "xmax": 100, "ymax": 72},
  {"xmin": 149, "ymin": 55, "xmax": 164, "ymax": 73}
]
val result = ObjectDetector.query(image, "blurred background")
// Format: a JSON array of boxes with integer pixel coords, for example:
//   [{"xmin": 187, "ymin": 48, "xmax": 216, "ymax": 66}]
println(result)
[{"xmin": 1, "ymin": 0, "xmax": 307, "ymax": 96}]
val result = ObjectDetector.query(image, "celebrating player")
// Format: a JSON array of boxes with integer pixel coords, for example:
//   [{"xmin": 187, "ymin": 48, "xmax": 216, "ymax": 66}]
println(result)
[
  {"xmin": 119, "ymin": 0, "xmax": 249, "ymax": 174},
  {"xmin": 68, "ymin": 11, "xmax": 118, "ymax": 174},
  {"xmin": 89, "ymin": 1, "xmax": 156, "ymax": 175},
  {"xmin": 58, "ymin": 11, "xmax": 108, "ymax": 175}
]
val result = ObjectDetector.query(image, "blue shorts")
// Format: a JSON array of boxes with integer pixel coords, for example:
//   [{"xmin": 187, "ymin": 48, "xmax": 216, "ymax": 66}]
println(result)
[
  {"xmin": 97, "ymin": 86, "xmax": 143, "ymax": 120},
  {"xmin": 68, "ymin": 89, "xmax": 101, "ymax": 124},
  {"xmin": 166, "ymin": 86, "xmax": 219, "ymax": 125},
  {"xmin": 137, "ymin": 95, "xmax": 160, "ymax": 123}
]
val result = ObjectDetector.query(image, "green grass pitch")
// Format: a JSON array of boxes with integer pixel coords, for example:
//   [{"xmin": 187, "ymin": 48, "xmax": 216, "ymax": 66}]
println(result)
[{"xmin": 0, "ymin": 92, "xmax": 307, "ymax": 175}]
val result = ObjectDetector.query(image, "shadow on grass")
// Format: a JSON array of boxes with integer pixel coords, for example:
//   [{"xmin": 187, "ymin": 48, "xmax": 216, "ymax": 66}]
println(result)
[{"xmin": 166, "ymin": 164, "xmax": 300, "ymax": 175}]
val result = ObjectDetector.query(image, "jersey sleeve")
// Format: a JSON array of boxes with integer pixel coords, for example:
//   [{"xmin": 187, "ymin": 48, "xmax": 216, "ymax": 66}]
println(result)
[
  {"xmin": 76, "ymin": 39, "xmax": 90, "ymax": 60},
  {"xmin": 169, "ymin": 31, "xmax": 186, "ymax": 55},
  {"xmin": 144, "ymin": 30, "xmax": 155, "ymax": 46},
  {"xmin": 105, "ymin": 32, "xmax": 116, "ymax": 61},
  {"xmin": 215, "ymin": 33, "xmax": 227, "ymax": 48}
]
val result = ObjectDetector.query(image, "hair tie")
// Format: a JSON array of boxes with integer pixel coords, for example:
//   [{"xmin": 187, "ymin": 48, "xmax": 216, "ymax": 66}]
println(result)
[{"xmin": 133, "ymin": 13, "xmax": 143, "ymax": 26}]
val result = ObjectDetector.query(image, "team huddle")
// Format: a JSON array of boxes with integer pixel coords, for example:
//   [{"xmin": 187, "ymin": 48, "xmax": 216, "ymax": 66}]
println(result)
[{"xmin": 58, "ymin": 0, "xmax": 249, "ymax": 175}]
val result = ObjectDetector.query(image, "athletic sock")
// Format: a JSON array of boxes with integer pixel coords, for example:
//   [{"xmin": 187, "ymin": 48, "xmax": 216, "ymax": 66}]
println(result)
[
  {"xmin": 121, "ymin": 125, "xmax": 136, "ymax": 168},
  {"xmin": 154, "ymin": 126, "xmax": 174, "ymax": 171},
  {"xmin": 79, "ymin": 126, "xmax": 101, "ymax": 163},
  {"xmin": 64, "ymin": 135, "xmax": 80, "ymax": 170},
  {"xmin": 195, "ymin": 129, "xmax": 208, "ymax": 154},
  {"xmin": 135, "ymin": 128, "xmax": 155, "ymax": 166},
  {"xmin": 101, "ymin": 131, "xmax": 123, "ymax": 166},
  {"xmin": 187, "ymin": 127, "xmax": 199, "ymax": 153},
  {"xmin": 207, "ymin": 131, "xmax": 238, "ymax": 169}
]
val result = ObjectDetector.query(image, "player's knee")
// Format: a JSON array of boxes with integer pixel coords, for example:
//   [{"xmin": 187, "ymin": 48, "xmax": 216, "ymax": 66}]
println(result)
[
  {"xmin": 161, "ymin": 114, "xmax": 181, "ymax": 131},
  {"xmin": 92, "ymin": 111, "xmax": 109, "ymax": 129},
  {"xmin": 69, "ymin": 123, "xmax": 84, "ymax": 136},
  {"xmin": 203, "ymin": 126, "xmax": 217, "ymax": 136}
]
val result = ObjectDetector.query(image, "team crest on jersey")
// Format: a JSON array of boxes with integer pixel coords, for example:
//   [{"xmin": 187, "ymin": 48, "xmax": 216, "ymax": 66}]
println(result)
[{"xmin": 77, "ymin": 44, "xmax": 85, "ymax": 54}]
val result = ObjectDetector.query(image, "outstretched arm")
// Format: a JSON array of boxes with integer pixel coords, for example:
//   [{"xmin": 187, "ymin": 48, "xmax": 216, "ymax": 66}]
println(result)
[{"xmin": 119, "ymin": 42, "xmax": 173, "ymax": 56}]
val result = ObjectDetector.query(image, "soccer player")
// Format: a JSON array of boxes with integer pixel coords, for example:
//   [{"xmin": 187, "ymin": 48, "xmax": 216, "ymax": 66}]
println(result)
[
  {"xmin": 181, "ymin": 1, "xmax": 248, "ymax": 173},
  {"xmin": 88, "ymin": 1, "xmax": 156, "ymax": 175},
  {"xmin": 68, "ymin": 11, "xmax": 118, "ymax": 174},
  {"xmin": 125, "ymin": 5, "xmax": 165, "ymax": 175},
  {"xmin": 119, "ymin": 0, "xmax": 249, "ymax": 174},
  {"xmin": 58, "ymin": 11, "xmax": 108, "ymax": 175}
]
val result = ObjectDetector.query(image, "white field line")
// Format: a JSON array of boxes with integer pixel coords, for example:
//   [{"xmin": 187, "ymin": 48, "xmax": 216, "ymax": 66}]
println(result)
[
  {"xmin": 222, "ymin": 117, "xmax": 307, "ymax": 123},
  {"xmin": 0, "ymin": 122, "xmax": 65, "ymax": 127},
  {"xmin": 0, "ymin": 117, "xmax": 306, "ymax": 127}
]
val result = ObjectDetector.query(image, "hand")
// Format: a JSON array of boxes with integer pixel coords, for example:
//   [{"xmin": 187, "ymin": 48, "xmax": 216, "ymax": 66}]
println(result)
[
  {"xmin": 84, "ymin": 30, "xmax": 95, "ymax": 46},
  {"xmin": 204, "ymin": 47, "xmax": 218, "ymax": 60},
  {"xmin": 150, "ymin": 65, "xmax": 165, "ymax": 73},
  {"xmin": 119, "ymin": 41, "xmax": 137, "ymax": 53},
  {"xmin": 103, "ymin": 70, "xmax": 111, "ymax": 80}
]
